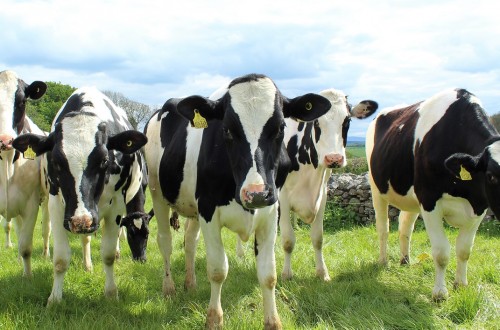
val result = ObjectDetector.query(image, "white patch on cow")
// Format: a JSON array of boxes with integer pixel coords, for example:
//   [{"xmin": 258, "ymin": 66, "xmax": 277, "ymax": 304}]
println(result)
[
  {"xmin": 228, "ymin": 77, "xmax": 276, "ymax": 187},
  {"xmin": 0, "ymin": 71, "xmax": 18, "ymax": 137},
  {"xmin": 61, "ymin": 114, "xmax": 101, "ymax": 217},
  {"xmin": 398, "ymin": 124, "xmax": 404, "ymax": 131},
  {"xmin": 133, "ymin": 218, "xmax": 142, "ymax": 229},
  {"xmin": 488, "ymin": 140, "xmax": 500, "ymax": 165},
  {"xmin": 414, "ymin": 89, "xmax": 459, "ymax": 148}
]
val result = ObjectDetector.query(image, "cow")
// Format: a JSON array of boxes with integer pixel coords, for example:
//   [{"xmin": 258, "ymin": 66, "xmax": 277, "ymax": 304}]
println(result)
[
  {"xmin": 144, "ymin": 73, "xmax": 332, "ymax": 329},
  {"xmin": 366, "ymin": 88, "xmax": 500, "ymax": 301},
  {"xmin": 279, "ymin": 89, "xmax": 377, "ymax": 281},
  {"xmin": 12, "ymin": 86, "xmax": 148, "ymax": 304},
  {"xmin": 0, "ymin": 70, "xmax": 49, "ymax": 276}
]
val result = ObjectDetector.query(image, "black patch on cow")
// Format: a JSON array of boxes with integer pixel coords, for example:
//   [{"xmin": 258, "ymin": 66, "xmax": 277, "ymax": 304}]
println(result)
[
  {"xmin": 313, "ymin": 120, "xmax": 321, "ymax": 143},
  {"xmin": 370, "ymin": 103, "xmax": 420, "ymax": 196},
  {"xmin": 13, "ymin": 150, "xmax": 20, "ymax": 163},
  {"xmin": 297, "ymin": 122, "xmax": 319, "ymax": 168},
  {"xmin": 54, "ymin": 93, "xmax": 94, "ymax": 125},
  {"xmin": 105, "ymin": 99, "xmax": 134, "ymax": 131},
  {"xmin": 286, "ymin": 135, "xmax": 300, "ymax": 172},
  {"xmin": 297, "ymin": 122, "xmax": 305, "ymax": 132},
  {"xmin": 13, "ymin": 80, "xmax": 29, "ymax": 134},
  {"xmin": 341, "ymin": 117, "xmax": 351, "ymax": 147}
]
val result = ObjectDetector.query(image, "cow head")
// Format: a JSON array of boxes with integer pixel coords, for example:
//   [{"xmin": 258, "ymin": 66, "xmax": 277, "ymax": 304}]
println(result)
[
  {"xmin": 0, "ymin": 70, "xmax": 46, "ymax": 153},
  {"xmin": 12, "ymin": 113, "xmax": 148, "ymax": 234},
  {"xmin": 311, "ymin": 89, "xmax": 378, "ymax": 168},
  {"xmin": 117, "ymin": 210, "xmax": 152, "ymax": 262},
  {"xmin": 175, "ymin": 73, "xmax": 331, "ymax": 209},
  {"xmin": 445, "ymin": 139, "xmax": 500, "ymax": 219}
]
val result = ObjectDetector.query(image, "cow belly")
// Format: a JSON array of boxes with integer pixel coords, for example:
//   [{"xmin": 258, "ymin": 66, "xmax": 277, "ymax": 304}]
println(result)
[{"xmin": 379, "ymin": 184, "xmax": 420, "ymax": 213}]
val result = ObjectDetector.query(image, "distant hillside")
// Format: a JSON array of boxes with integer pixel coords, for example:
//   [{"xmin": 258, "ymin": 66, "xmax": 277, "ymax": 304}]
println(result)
[{"xmin": 347, "ymin": 136, "xmax": 365, "ymax": 146}]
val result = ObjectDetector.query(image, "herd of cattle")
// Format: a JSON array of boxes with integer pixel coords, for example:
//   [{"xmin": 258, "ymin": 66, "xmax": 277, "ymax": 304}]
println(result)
[{"xmin": 1, "ymin": 69, "xmax": 497, "ymax": 329}]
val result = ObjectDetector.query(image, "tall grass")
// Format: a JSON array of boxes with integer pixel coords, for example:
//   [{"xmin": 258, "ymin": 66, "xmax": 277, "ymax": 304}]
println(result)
[{"xmin": 0, "ymin": 197, "xmax": 498, "ymax": 329}]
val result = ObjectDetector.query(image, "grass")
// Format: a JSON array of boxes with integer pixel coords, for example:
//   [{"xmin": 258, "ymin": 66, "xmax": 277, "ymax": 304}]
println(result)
[{"xmin": 0, "ymin": 195, "xmax": 499, "ymax": 329}]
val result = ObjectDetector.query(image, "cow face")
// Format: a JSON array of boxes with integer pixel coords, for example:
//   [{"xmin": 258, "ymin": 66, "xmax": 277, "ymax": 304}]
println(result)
[
  {"xmin": 312, "ymin": 89, "xmax": 378, "ymax": 168},
  {"xmin": 445, "ymin": 140, "xmax": 500, "ymax": 219},
  {"xmin": 117, "ymin": 211, "xmax": 152, "ymax": 262},
  {"xmin": 0, "ymin": 70, "xmax": 46, "ymax": 152},
  {"xmin": 12, "ymin": 113, "xmax": 148, "ymax": 234},
  {"xmin": 176, "ymin": 74, "xmax": 331, "ymax": 209}
]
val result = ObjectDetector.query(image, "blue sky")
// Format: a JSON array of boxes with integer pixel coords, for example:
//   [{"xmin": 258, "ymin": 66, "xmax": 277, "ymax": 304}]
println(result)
[{"xmin": 2, "ymin": 0, "xmax": 499, "ymax": 137}]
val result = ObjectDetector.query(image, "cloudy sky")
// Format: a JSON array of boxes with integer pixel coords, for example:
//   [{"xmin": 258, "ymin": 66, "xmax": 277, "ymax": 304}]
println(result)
[{"xmin": 2, "ymin": 0, "xmax": 499, "ymax": 137}]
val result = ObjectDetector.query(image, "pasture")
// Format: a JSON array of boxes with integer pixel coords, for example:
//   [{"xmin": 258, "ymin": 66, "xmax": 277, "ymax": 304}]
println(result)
[{"xmin": 0, "ymin": 194, "xmax": 498, "ymax": 329}]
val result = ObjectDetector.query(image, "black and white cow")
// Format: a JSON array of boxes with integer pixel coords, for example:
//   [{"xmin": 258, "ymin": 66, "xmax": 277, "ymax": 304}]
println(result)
[
  {"xmin": 0, "ymin": 70, "xmax": 49, "ymax": 276},
  {"xmin": 144, "ymin": 74, "xmax": 331, "ymax": 329},
  {"xmin": 279, "ymin": 89, "xmax": 377, "ymax": 281},
  {"xmin": 12, "ymin": 87, "xmax": 148, "ymax": 304},
  {"xmin": 366, "ymin": 88, "xmax": 500, "ymax": 301}
]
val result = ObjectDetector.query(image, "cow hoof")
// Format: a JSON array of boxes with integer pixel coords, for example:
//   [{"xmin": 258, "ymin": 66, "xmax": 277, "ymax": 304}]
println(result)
[
  {"xmin": 281, "ymin": 270, "xmax": 293, "ymax": 281},
  {"xmin": 42, "ymin": 250, "xmax": 50, "ymax": 259},
  {"xmin": 163, "ymin": 279, "xmax": 176, "ymax": 297},
  {"xmin": 453, "ymin": 280, "xmax": 468, "ymax": 290},
  {"xmin": 432, "ymin": 287, "xmax": 449, "ymax": 302},
  {"xmin": 264, "ymin": 315, "xmax": 282, "ymax": 330},
  {"xmin": 184, "ymin": 278, "xmax": 197, "ymax": 291},
  {"xmin": 400, "ymin": 256, "xmax": 410, "ymax": 265},
  {"xmin": 378, "ymin": 257, "xmax": 388, "ymax": 266},
  {"xmin": 316, "ymin": 270, "xmax": 331, "ymax": 282},
  {"xmin": 206, "ymin": 307, "xmax": 223, "ymax": 330},
  {"xmin": 105, "ymin": 288, "xmax": 118, "ymax": 300}
]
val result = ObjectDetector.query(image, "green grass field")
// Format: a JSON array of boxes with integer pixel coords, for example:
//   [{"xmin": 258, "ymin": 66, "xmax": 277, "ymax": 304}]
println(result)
[{"xmin": 0, "ymin": 195, "xmax": 498, "ymax": 329}]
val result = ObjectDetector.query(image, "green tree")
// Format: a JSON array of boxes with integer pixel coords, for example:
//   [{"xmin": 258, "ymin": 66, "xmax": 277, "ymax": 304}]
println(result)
[
  {"xmin": 103, "ymin": 90, "xmax": 154, "ymax": 130},
  {"xmin": 26, "ymin": 82, "xmax": 76, "ymax": 132},
  {"xmin": 490, "ymin": 112, "xmax": 500, "ymax": 133}
]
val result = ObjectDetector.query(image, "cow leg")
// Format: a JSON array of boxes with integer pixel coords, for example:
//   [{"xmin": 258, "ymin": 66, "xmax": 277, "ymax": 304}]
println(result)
[
  {"xmin": 421, "ymin": 210, "xmax": 449, "ymax": 301},
  {"xmin": 101, "ymin": 217, "xmax": 120, "ymax": 300},
  {"xmin": 17, "ymin": 200, "xmax": 38, "ymax": 277},
  {"xmin": 279, "ymin": 199, "xmax": 295, "ymax": 280},
  {"xmin": 81, "ymin": 235, "xmax": 93, "ymax": 272},
  {"xmin": 454, "ymin": 215, "xmax": 482, "ymax": 289},
  {"xmin": 311, "ymin": 192, "xmax": 330, "ymax": 281},
  {"xmin": 47, "ymin": 197, "xmax": 71, "ymax": 305},
  {"xmin": 372, "ymin": 191, "xmax": 390, "ymax": 265},
  {"xmin": 155, "ymin": 202, "xmax": 175, "ymax": 296},
  {"xmin": 201, "ymin": 220, "xmax": 227, "ymax": 329},
  {"xmin": 184, "ymin": 217, "xmax": 200, "ymax": 291},
  {"xmin": 235, "ymin": 236, "xmax": 246, "ymax": 259},
  {"xmin": 40, "ymin": 198, "xmax": 51, "ymax": 258},
  {"xmin": 2, "ymin": 216, "xmax": 13, "ymax": 248},
  {"xmin": 255, "ymin": 209, "xmax": 282, "ymax": 330},
  {"xmin": 398, "ymin": 211, "xmax": 419, "ymax": 265}
]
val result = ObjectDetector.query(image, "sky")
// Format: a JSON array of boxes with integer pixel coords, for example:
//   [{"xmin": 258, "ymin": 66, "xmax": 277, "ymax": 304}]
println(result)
[{"xmin": 2, "ymin": 0, "xmax": 499, "ymax": 138}]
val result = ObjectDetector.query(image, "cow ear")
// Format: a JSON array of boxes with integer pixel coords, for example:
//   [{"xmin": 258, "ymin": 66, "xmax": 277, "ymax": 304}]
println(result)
[
  {"xmin": 176, "ymin": 95, "xmax": 223, "ymax": 129},
  {"xmin": 12, "ymin": 133, "xmax": 54, "ymax": 157},
  {"xmin": 107, "ymin": 131, "xmax": 148, "ymax": 154},
  {"xmin": 351, "ymin": 100, "xmax": 378, "ymax": 119},
  {"xmin": 444, "ymin": 152, "xmax": 485, "ymax": 181},
  {"xmin": 283, "ymin": 93, "xmax": 331, "ymax": 122},
  {"xmin": 26, "ymin": 81, "xmax": 47, "ymax": 100}
]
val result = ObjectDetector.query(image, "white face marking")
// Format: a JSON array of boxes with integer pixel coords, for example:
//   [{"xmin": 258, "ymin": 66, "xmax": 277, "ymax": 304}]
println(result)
[
  {"xmin": 228, "ymin": 77, "xmax": 276, "ymax": 186},
  {"xmin": 133, "ymin": 218, "xmax": 142, "ymax": 229},
  {"xmin": 61, "ymin": 114, "xmax": 101, "ymax": 217},
  {"xmin": 0, "ymin": 70, "xmax": 19, "ymax": 136},
  {"xmin": 488, "ymin": 141, "xmax": 500, "ymax": 165}
]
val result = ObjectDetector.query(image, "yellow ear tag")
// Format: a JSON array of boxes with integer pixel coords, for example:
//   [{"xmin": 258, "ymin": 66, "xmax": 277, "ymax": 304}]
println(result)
[
  {"xmin": 305, "ymin": 102, "xmax": 313, "ymax": 111},
  {"xmin": 23, "ymin": 146, "xmax": 36, "ymax": 160},
  {"xmin": 459, "ymin": 165, "xmax": 472, "ymax": 181},
  {"xmin": 126, "ymin": 140, "xmax": 133, "ymax": 147},
  {"xmin": 193, "ymin": 109, "xmax": 208, "ymax": 129}
]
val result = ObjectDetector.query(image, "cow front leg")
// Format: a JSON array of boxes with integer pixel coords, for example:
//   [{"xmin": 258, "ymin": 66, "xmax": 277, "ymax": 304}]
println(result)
[
  {"xmin": 422, "ymin": 210, "xmax": 450, "ymax": 301},
  {"xmin": 82, "ymin": 235, "xmax": 93, "ymax": 272},
  {"xmin": 18, "ymin": 201, "xmax": 38, "ymax": 277},
  {"xmin": 184, "ymin": 217, "xmax": 200, "ymax": 291},
  {"xmin": 47, "ymin": 198, "xmax": 70, "ymax": 306},
  {"xmin": 2, "ymin": 217, "xmax": 13, "ymax": 248},
  {"xmin": 311, "ymin": 192, "xmax": 330, "ymax": 281},
  {"xmin": 279, "ymin": 200, "xmax": 295, "ymax": 280},
  {"xmin": 155, "ymin": 202, "xmax": 175, "ymax": 296},
  {"xmin": 255, "ymin": 211, "xmax": 282, "ymax": 330},
  {"xmin": 101, "ymin": 216, "xmax": 120, "ymax": 300},
  {"xmin": 40, "ymin": 198, "xmax": 51, "ymax": 258},
  {"xmin": 398, "ymin": 211, "xmax": 419, "ymax": 265},
  {"xmin": 372, "ymin": 191, "xmax": 390, "ymax": 265},
  {"xmin": 201, "ymin": 221, "xmax": 227, "ymax": 329},
  {"xmin": 454, "ymin": 216, "xmax": 482, "ymax": 289}
]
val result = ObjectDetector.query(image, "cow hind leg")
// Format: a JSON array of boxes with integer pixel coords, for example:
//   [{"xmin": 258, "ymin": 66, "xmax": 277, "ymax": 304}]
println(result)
[
  {"xmin": 311, "ymin": 194, "xmax": 330, "ymax": 281},
  {"xmin": 101, "ymin": 217, "xmax": 120, "ymax": 300},
  {"xmin": 184, "ymin": 217, "xmax": 200, "ymax": 291},
  {"xmin": 2, "ymin": 217, "xmax": 13, "ymax": 248},
  {"xmin": 235, "ymin": 236, "xmax": 246, "ymax": 259},
  {"xmin": 154, "ymin": 202, "xmax": 175, "ymax": 296},
  {"xmin": 17, "ymin": 207, "xmax": 38, "ymax": 277},
  {"xmin": 398, "ymin": 211, "xmax": 419, "ymax": 265},
  {"xmin": 81, "ymin": 235, "xmax": 93, "ymax": 272},
  {"xmin": 372, "ymin": 192, "xmax": 390, "ymax": 265},
  {"xmin": 40, "ymin": 200, "xmax": 51, "ymax": 258}
]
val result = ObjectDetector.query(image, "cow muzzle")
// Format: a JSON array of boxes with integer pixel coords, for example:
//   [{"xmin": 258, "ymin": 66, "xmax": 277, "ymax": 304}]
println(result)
[
  {"xmin": 241, "ymin": 184, "xmax": 275, "ymax": 209},
  {"xmin": 324, "ymin": 153, "xmax": 344, "ymax": 168},
  {"xmin": 0, "ymin": 134, "xmax": 14, "ymax": 151},
  {"xmin": 65, "ymin": 214, "xmax": 99, "ymax": 234}
]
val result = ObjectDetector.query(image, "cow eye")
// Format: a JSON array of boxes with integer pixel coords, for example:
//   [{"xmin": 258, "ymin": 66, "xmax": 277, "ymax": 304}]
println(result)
[
  {"xmin": 486, "ymin": 172, "xmax": 498, "ymax": 185},
  {"xmin": 223, "ymin": 127, "xmax": 233, "ymax": 141}
]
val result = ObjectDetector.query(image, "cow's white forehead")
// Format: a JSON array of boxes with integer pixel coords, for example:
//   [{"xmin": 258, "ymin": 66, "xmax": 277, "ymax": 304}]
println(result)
[
  {"xmin": 488, "ymin": 141, "xmax": 500, "ymax": 165},
  {"xmin": 319, "ymin": 88, "xmax": 349, "ymax": 121},
  {"xmin": 0, "ymin": 71, "xmax": 19, "ymax": 133},
  {"xmin": 228, "ymin": 77, "xmax": 277, "ymax": 137},
  {"xmin": 60, "ymin": 114, "xmax": 101, "ymax": 170}
]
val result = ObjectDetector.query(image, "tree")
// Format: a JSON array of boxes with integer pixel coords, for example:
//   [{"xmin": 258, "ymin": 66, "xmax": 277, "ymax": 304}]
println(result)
[
  {"xmin": 490, "ymin": 113, "xmax": 500, "ymax": 133},
  {"xmin": 103, "ymin": 91, "xmax": 154, "ymax": 130},
  {"xmin": 26, "ymin": 82, "xmax": 76, "ymax": 132}
]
